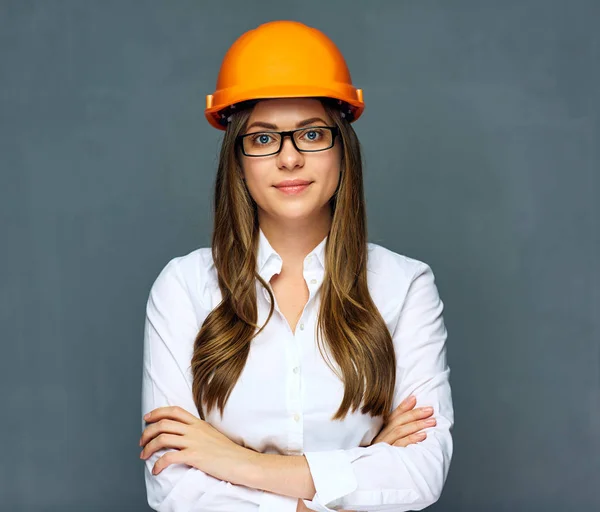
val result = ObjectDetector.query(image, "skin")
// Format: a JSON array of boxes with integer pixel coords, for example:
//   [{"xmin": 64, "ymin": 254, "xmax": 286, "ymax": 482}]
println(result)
[
  {"xmin": 139, "ymin": 98, "xmax": 436, "ymax": 511},
  {"xmin": 240, "ymin": 97, "xmax": 342, "ymax": 304},
  {"xmin": 241, "ymin": 97, "xmax": 341, "ymax": 249},
  {"xmin": 241, "ymin": 98, "xmax": 342, "ymax": 333}
]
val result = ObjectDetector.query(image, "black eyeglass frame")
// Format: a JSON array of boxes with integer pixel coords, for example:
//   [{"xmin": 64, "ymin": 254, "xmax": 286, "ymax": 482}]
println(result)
[{"xmin": 236, "ymin": 126, "xmax": 340, "ymax": 157}]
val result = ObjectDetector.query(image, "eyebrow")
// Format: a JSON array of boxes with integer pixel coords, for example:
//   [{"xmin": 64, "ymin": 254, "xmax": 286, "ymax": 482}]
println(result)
[{"xmin": 245, "ymin": 117, "xmax": 329, "ymax": 131}]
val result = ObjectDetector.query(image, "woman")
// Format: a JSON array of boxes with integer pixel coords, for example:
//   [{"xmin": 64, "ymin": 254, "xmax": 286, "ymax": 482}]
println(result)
[{"xmin": 140, "ymin": 20, "xmax": 453, "ymax": 512}]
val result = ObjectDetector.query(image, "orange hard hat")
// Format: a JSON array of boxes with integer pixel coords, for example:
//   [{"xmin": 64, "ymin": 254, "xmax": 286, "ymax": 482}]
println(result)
[{"xmin": 205, "ymin": 20, "xmax": 364, "ymax": 130}]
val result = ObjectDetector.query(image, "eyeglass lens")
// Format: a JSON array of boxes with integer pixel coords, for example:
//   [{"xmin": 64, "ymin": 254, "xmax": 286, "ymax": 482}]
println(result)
[{"xmin": 242, "ymin": 127, "xmax": 333, "ymax": 156}]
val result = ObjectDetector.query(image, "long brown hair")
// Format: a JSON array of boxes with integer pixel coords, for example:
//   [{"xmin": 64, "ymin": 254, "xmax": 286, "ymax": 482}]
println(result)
[{"xmin": 191, "ymin": 98, "xmax": 396, "ymax": 423}]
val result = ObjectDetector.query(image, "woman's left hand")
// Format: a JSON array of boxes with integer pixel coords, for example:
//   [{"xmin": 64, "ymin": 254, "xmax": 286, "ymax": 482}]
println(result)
[{"xmin": 139, "ymin": 406, "xmax": 251, "ymax": 482}]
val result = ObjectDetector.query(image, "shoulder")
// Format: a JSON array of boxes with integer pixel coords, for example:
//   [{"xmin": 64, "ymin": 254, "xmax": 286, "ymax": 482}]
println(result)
[
  {"xmin": 367, "ymin": 241, "xmax": 432, "ymax": 283},
  {"xmin": 147, "ymin": 247, "xmax": 216, "ymax": 317},
  {"xmin": 366, "ymin": 241, "xmax": 437, "ymax": 317}
]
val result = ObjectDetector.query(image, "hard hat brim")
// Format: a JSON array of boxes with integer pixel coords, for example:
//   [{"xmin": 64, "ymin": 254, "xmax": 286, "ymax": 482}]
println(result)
[{"xmin": 205, "ymin": 84, "xmax": 364, "ymax": 131}]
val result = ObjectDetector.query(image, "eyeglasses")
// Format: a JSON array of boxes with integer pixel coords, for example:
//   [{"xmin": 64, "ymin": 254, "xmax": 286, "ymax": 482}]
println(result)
[{"xmin": 236, "ymin": 126, "xmax": 339, "ymax": 157}]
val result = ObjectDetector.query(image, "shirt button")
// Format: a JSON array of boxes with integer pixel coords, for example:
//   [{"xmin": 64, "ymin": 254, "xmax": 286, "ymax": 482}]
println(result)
[
  {"xmin": 310, "ymin": 279, "xmax": 317, "ymax": 284},
  {"xmin": 293, "ymin": 366, "xmax": 299, "ymax": 374},
  {"xmin": 299, "ymin": 323, "xmax": 304, "ymax": 331},
  {"xmin": 293, "ymin": 413, "xmax": 300, "ymax": 422}
]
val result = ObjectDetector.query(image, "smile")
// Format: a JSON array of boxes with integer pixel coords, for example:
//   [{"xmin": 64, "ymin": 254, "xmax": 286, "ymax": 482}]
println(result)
[{"xmin": 274, "ymin": 183, "xmax": 312, "ymax": 195}]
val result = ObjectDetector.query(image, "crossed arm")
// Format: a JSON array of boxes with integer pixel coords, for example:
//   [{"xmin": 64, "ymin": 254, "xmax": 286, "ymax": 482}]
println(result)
[{"xmin": 141, "ymin": 258, "xmax": 453, "ymax": 511}]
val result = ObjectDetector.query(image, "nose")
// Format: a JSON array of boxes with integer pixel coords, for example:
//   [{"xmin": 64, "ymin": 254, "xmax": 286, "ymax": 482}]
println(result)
[{"xmin": 276, "ymin": 135, "xmax": 304, "ymax": 171}]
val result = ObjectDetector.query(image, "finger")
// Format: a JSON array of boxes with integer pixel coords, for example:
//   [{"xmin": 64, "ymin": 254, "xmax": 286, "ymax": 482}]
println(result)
[
  {"xmin": 392, "ymin": 431, "xmax": 427, "ymax": 448},
  {"xmin": 388, "ymin": 395, "xmax": 416, "ymax": 423},
  {"xmin": 152, "ymin": 449, "xmax": 187, "ymax": 475},
  {"xmin": 388, "ymin": 406, "xmax": 434, "ymax": 432},
  {"xmin": 406, "ymin": 406, "xmax": 434, "ymax": 422},
  {"xmin": 140, "ymin": 419, "xmax": 188, "ymax": 447},
  {"xmin": 144, "ymin": 406, "xmax": 198, "ymax": 425},
  {"xmin": 375, "ymin": 415, "xmax": 436, "ymax": 445},
  {"xmin": 390, "ymin": 417, "xmax": 436, "ymax": 440},
  {"xmin": 141, "ymin": 433, "xmax": 187, "ymax": 460}
]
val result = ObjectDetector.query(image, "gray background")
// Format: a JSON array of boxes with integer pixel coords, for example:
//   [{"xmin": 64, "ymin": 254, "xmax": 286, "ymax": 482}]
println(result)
[{"xmin": 1, "ymin": 0, "xmax": 598, "ymax": 510}]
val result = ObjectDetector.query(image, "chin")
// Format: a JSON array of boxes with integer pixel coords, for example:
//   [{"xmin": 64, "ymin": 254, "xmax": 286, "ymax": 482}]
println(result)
[
  {"xmin": 274, "ymin": 203, "xmax": 332, "ymax": 222},
  {"xmin": 274, "ymin": 210, "xmax": 316, "ymax": 222}
]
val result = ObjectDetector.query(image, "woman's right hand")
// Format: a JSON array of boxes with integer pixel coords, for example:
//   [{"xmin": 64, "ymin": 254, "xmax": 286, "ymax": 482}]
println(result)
[{"xmin": 371, "ymin": 395, "xmax": 436, "ymax": 447}]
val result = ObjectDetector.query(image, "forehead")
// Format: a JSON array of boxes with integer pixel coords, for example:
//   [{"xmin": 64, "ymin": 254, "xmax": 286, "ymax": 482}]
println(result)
[{"xmin": 247, "ymin": 98, "xmax": 330, "ymax": 126}]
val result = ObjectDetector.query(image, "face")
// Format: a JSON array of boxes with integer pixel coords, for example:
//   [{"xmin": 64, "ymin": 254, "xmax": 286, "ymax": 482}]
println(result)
[{"xmin": 239, "ymin": 98, "xmax": 342, "ymax": 225}]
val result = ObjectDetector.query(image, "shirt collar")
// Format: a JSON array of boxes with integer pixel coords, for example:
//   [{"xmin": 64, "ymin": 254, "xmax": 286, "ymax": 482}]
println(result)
[{"xmin": 257, "ymin": 228, "xmax": 328, "ymax": 282}]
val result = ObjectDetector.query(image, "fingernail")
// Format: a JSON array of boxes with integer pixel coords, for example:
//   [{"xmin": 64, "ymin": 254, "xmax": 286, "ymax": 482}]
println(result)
[
  {"xmin": 402, "ymin": 395, "xmax": 414, "ymax": 405},
  {"xmin": 423, "ymin": 407, "xmax": 434, "ymax": 413},
  {"xmin": 416, "ymin": 432, "xmax": 427, "ymax": 439},
  {"xmin": 144, "ymin": 413, "xmax": 150, "ymax": 420}
]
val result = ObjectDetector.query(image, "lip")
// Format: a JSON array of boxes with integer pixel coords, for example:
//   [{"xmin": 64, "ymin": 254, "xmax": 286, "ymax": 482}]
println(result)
[
  {"xmin": 274, "ymin": 179, "xmax": 313, "ymax": 188},
  {"xmin": 273, "ymin": 179, "xmax": 313, "ymax": 196}
]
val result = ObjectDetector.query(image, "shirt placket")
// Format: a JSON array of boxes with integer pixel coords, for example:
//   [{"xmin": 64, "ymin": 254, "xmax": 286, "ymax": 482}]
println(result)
[
  {"xmin": 287, "ymin": 255, "xmax": 324, "ymax": 453},
  {"xmin": 260, "ymin": 253, "xmax": 324, "ymax": 455}
]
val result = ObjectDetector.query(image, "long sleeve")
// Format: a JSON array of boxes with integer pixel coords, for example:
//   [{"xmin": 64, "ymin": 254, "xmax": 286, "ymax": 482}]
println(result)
[
  {"xmin": 141, "ymin": 258, "xmax": 298, "ymax": 512},
  {"xmin": 301, "ymin": 262, "xmax": 454, "ymax": 512}
]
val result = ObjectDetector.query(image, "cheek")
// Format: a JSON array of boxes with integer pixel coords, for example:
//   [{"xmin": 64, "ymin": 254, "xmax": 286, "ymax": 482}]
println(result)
[
  {"xmin": 324, "ymin": 170, "xmax": 341, "ymax": 192},
  {"xmin": 241, "ymin": 162, "xmax": 268, "ymax": 199},
  {"xmin": 321, "ymin": 158, "xmax": 343, "ymax": 192}
]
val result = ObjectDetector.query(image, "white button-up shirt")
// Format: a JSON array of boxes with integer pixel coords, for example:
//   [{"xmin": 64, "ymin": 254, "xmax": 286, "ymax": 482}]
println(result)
[{"xmin": 141, "ymin": 229, "xmax": 454, "ymax": 511}]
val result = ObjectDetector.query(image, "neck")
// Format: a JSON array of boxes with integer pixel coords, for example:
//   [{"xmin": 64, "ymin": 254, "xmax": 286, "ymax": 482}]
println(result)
[{"xmin": 258, "ymin": 211, "xmax": 331, "ymax": 270}]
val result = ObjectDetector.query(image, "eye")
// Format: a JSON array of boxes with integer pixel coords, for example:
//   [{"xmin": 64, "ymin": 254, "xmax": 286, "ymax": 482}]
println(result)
[
  {"xmin": 249, "ymin": 133, "xmax": 278, "ymax": 146},
  {"xmin": 299, "ymin": 128, "xmax": 325, "ymax": 141},
  {"xmin": 256, "ymin": 134, "xmax": 272, "ymax": 144}
]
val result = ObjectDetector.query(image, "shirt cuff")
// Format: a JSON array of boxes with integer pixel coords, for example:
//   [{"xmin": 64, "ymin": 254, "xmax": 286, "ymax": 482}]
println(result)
[
  {"xmin": 258, "ymin": 491, "xmax": 299, "ymax": 512},
  {"xmin": 302, "ymin": 450, "xmax": 358, "ymax": 510}
]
